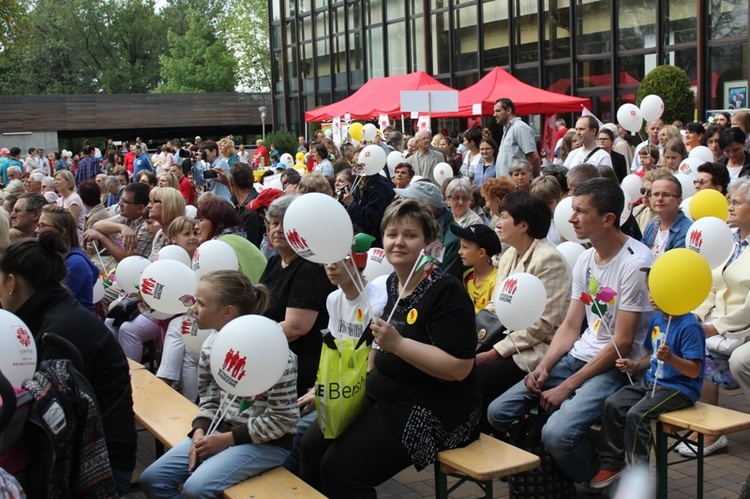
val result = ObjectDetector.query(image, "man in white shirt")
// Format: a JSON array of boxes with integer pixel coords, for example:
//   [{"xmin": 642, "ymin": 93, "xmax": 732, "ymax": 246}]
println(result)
[
  {"xmin": 564, "ymin": 117, "xmax": 613, "ymax": 169},
  {"xmin": 631, "ymin": 119, "xmax": 664, "ymax": 174}
]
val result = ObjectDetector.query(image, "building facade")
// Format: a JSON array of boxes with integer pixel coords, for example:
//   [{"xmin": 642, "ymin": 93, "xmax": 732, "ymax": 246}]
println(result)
[{"xmin": 269, "ymin": 0, "xmax": 749, "ymax": 135}]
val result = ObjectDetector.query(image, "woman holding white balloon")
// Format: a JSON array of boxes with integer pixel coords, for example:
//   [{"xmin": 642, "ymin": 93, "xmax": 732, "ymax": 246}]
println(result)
[
  {"xmin": 476, "ymin": 191, "xmax": 571, "ymax": 434},
  {"xmin": 140, "ymin": 270, "xmax": 299, "ymax": 498},
  {"xmin": 300, "ymin": 198, "xmax": 480, "ymax": 497},
  {"xmin": 0, "ymin": 232, "xmax": 137, "ymax": 494}
]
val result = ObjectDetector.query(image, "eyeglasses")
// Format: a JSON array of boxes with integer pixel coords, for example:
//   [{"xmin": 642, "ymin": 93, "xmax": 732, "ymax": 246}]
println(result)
[
  {"xmin": 651, "ymin": 192, "xmax": 679, "ymax": 199},
  {"xmin": 693, "ymin": 179, "xmax": 712, "ymax": 186},
  {"xmin": 639, "ymin": 188, "xmax": 652, "ymax": 196},
  {"xmin": 730, "ymin": 199, "xmax": 746, "ymax": 208},
  {"xmin": 119, "ymin": 199, "xmax": 141, "ymax": 205},
  {"xmin": 37, "ymin": 222, "xmax": 56, "ymax": 230}
]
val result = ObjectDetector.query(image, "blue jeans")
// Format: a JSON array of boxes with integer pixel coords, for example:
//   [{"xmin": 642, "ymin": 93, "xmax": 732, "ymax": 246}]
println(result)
[
  {"xmin": 283, "ymin": 410, "xmax": 317, "ymax": 475},
  {"xmin": 487, "ymin": 353, "xmax": 627, "ymax": 482},
  {"xmin": 140, "ymin": 434, "xmax": 290, "ymax": 498}
]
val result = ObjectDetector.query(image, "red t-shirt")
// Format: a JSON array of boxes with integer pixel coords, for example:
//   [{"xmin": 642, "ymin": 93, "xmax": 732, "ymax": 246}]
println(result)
[
  {"xmin": 254, "ymin": 145, "xmax": 269, "ymax": 168},
  {"xmin": 178, "ymin": 176, "xmax": 195, "ymax": 206},
  {"xmin": 123, "ymin": 152, "xmax": 135, "ymax": 174}
]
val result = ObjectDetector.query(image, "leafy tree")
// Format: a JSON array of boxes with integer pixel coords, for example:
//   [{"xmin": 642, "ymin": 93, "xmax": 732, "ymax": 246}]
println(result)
[
  {"xmin": 222, "ymin": 0, "xmax": 270, "ymax": 92},
  {"xmin": 636, "ymin": 66, "xmax": 695, "ymax": 126},
  {"xmin": 265, "ymin": 129, "xmax": 297, "ymax": 156},
  {"xmin": 155, "ymin": 9, "xmax": 237, "ymax": 93}
]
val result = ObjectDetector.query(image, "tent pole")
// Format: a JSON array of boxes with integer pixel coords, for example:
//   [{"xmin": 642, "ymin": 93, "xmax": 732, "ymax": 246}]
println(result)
[{"xmin": 401, "ymin": 114, "xmax": 404, "ymax": 135}]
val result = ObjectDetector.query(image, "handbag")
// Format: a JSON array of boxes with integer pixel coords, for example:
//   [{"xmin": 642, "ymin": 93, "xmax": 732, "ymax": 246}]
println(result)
[
  {"xmin": 506, "ymin": 396, "xmax": 576, "ymax": 499},
  {"xmin": 476, "ymin": 309, "xmax": 506, "ymax": 353},
  {"xmin": 315, "ymin": 333, "xmax": 370, "ymax": 439},
  {"xmin": 106, "ymin": 297, "xmax": 141, "ymax": 327}
]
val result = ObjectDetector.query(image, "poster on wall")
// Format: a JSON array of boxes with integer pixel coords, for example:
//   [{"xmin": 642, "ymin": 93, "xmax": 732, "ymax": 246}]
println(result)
[{"xmin": 725, "ymin": 81, "xmax": 748, "ymax": 110}]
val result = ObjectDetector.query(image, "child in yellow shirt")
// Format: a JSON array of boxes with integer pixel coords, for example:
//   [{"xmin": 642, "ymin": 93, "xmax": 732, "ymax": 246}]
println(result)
[{"xmin": 450, "ymin": 224, "xmax": 502, "ymax": 313}]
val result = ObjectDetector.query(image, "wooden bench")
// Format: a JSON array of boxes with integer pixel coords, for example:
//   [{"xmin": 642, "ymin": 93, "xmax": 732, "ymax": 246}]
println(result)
[
  {"xmin": 434, "ymin": 433, "xmax": 541, "ymax": 498},
  {"xmin": 129, "ymin": 367, "xmax": 323, "ymax": 498},
  {"xmin": 655, "ymin": 402, "xmax": 750, "ymax": 499}
]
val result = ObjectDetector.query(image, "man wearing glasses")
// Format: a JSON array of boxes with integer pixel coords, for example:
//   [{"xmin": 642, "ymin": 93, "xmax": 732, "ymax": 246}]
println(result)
[
  {"xmin": 9, "ymin": 192, "xmax": 46, "ymax": 241},
  {"xmin": 564, "ymin": 116, "xmax": 613, "ymax": 170},
  {"xmin": 641, "ymin": 173, "xmax": 691, "ymax": 257},
  {"xmin": 84, "ymin": 182, "xmax": 154, "ymax": 262}
]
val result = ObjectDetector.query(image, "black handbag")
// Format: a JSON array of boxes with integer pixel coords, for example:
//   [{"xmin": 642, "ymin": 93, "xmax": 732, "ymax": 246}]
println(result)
[
  {"xmin": 506, "ymin": 396, "xmax": 576, "ymax": 499},
  {"xmin": 475, "ymin": 309, "xmax": 506, "ymax": 353},
  {"xmin": 106, "ymin": 297, "xmax": 141, "ymax": 327}
]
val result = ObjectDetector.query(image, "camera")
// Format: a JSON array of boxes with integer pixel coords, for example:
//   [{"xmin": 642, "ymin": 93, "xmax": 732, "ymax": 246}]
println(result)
[{"xmin": 202, "ymin": 169, "xmax": 218, "ymax": 179}]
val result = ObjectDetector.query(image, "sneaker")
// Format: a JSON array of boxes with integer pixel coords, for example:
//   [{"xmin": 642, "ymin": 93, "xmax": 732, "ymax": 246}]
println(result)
[
  {"xmin": 588, "ymin": 469, "xmax": 624, "ymax": 490},
  {"xmin": 676, "ymin": 434, "xmax": 728, "ymax": 457}
]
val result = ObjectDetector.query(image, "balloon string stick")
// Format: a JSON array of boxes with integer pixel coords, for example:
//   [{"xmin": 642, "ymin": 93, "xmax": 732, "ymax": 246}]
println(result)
[
  {"xmin": 506, "ymin": 332, "xmax": 536, "ymax": 385},
  {"xmin": 651, "ymin": 315, "xmax": 672, "ymax": 397},
  {"xmin": 92, "ymin": 242, "xmax": 109, "ymax": 278},
  {"xmin": 350, "ymin": 173, "xmax": 363, "ymax": 192},
  {"xmin": 384, "ymin": 249, "xmax": 424, "ymax": 326},
  {"xmin": 341, "ymin": 254, "xmax": 376, "ymax": 320},
  {"xmin": 591, "ymin": 300, "xmax": 634, "ymax": 385},
  {"xmin": 207, "ymin": 393, "xmax": 238, "ymax": 436},
  {"xmin": 206, "ymin": 391, "xmax": 229, "ymax": 435}
]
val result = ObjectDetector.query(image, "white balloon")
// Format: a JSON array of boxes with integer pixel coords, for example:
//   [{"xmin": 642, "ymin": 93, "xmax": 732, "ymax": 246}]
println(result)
[
  {"xmin": 210, "ymin": 315, "xmax": 289, "ymax": 397},
  {"xmin": 370, "ymin": 274, "xmax": 389, "ymax": 293},
  {"xmin": 494, "ymin": 273, "xmax": 547, "ymax": 331},
  {"xmin": 0, "ymin": 310, "xmax": 37, "ymax": 387},
  {"xmin": 92, "ymin": 279, "xmax": 105, "ymax": 303},
  {"xmin": 685, "ymin": 216, "xmax": 734, "ymax": 269},
  {"xmin": 433, "ymin": 162, "xmax": 453, "ymax": 185},
  {"xmin": 620, "ymin": 188, "xmax": 633, "ymax": 226},
  {"xmin": 681, "ymin": 196, "xmax": 693, "ymax": 221},
  {"xmin": 174, "ymin": 314, "xmax": 212, "ymax": 354},
  {"xmin": 116, "ymin": 256, "xmax": 151, "ymax": 295},
  {"xmin": 617, "ymin": 104, "xmax": 643, "ymax": 133},
  {"xmin": 324, "ymin": 128, "xmax": 332, "ymax": 138},
  {"xmin": 362, "ymin": 123, "xmax": 378, "ymax": 142},
  {"xmin": 359, "ymin": 145, "xmax": 387, "ymax": 175},
  {"xmin": 556, "ymin": 242, "xmax": 586, "ymax": 272},
  {"xmin": 386, "ymin": 151, "xmax": 405, "ymax": 176},
  {"xmin": 411, "ymin": 175, "xmax": 424, "ymax": 184},
  {"xmin": 674, "ymin": 173, "xmax": 696, "ymax": 199},
  {"xmin": 639, "ymin": 94, "xmax": 665, "ymax": 122},
  {"xmin": 280, "ymin": 153, "xmax": 294, "ymax": 169},
  {"xmin": 688, "ymin": 146, "xmax": 714, "ymax": 164},
  {"xmin": 140, "ymin": 260, "xmax": 197, "ymax": 315},
  {"xmin": 156, "ymin": 245, "xmax": 192, "ymax": 268},
  {"xmin": 192, "ymin": 240, "xmax": 239, "ymax": 279},
  {"xmin": 284, "ymin": 193, "xmax": 353, "ymax": 264},
  {"xmin": 677, "ymin": 157, "xmax": 704, "ymax": 180},
  {"xmin": 620, "ymin": 175, "xmax": 643, "ymax": 208},
  {"xmin": 364, "ymin": 247, "xmax": 394, "ymax": 280},
  {"xmin": 553, "ymin": 197, "xmax": 589, "ymax": 244},
  {"xmin": 138, "ymin": 301, "xmax": 175, "ymax": 320},
  {"xmin": 185, "ymin": 205, "xmax": 198, "ymax": 218}
]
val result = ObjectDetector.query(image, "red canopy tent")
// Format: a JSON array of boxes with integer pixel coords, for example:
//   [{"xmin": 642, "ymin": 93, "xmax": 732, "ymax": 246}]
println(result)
[
  {"xmin": 439, "ymin": 67, "xmax": 591, "ymax": 117},
  {"xmin": 304, "ymin": 71, "xmax": 455, "ymax": 122}
]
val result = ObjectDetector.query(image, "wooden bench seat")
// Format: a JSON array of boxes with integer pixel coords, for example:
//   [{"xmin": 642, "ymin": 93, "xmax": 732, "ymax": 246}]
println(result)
[
  {"xmin": 222, "ymin": 467, "xmax": 325, "ymax": 498},
  {"xmin": 655, "ymin": 402, "xmax": 750, "ymax": 499},
  {"xmin": 434, "ymin": 433, "xmax": 541, "ymax": 498}
]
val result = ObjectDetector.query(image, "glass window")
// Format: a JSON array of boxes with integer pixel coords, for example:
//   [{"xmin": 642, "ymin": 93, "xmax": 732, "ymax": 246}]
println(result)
[
  {"xmin": 665, "ymin": 48, "xmax": 697, "ymax": 83},
  {"xmin": 366, "ymin": 0, "xmax": 382, "ymax": 25},
  {"xmin": 455, "ymin": 7, "xmax": 479, "ymax": 71},
  {"xmin": 577, "ymin": 59, "xmax": 611, "ymax": 88},
  {"xmin": 385, "ymin": 0, "xmax": 406, "ymax": 19},
  {"xmin": 409, "ymin": 0, "xmax": 422, "ymax": 15},
  {"xmin": 299, "ymin": 14, "xmax": 312, "ymax": 42},
  {"xmin": 274, "ymin": 98, "xmax": 286, "ymax": 130},
  {"xmin": 431, "ymin": 0, "xmax": 448, "ymax": 8},
  {"xmin": 270, "ymin": 24, "xmax": 282, "ymax": 51},
  {"xmin": 514, "ymin": 67, "xmax": 539, "ymax": 88},
  {"xmin": 708, "ymin": 43, "xmax": 749, "ymax": 109},
  {"xmin": 576, "ymin": 0, "xmax": 610, "ymax": 55},
  {"xmin": 454, "ymin": 73, "xmax": 479, "ymax": 90},
  {"xmin": 272, "ymin": 0, "xmax": 281, "ymax": 21},
  {"xmin": 368, "ymin": 25, "xmax": 385, "ymax": 78},
  {"xmin": 410, "ymin": 16, "xmax": 425, "ymax": 71},
  {"xmin": 431, "ymin": 12, "xmax": 451, "ymax": 74},
  {"xmin": 664, "ymin": 0, "xmax": 697, "ymax": 44},
  {"xmin": 543, "ymin": 0, "xmax": 571, "ymax": 60},
  {"xmin": 332, "ymin": 5, "xmax": 346, "ymax": 34},
  {"xmin": 545, "ymin": 64, "xmax": 571, "ymax": 95},
  {"xmin": 349, "ymin": 29, "xmax": 363, "ymax": 74},
  {"xmin": 709, "ymin": 0, "xmax": 748, "ymax": 39},
  {"xmin": 513, "ymin": 0, "xmax": 538, "ymax": 63},
  {"xmin": 617, "ymin": 53, "xmax": 658, "ymax": 84},
  {"xmin": 482, "ymin": 0, "xmax": 509, "ymax": 68},
  {"xmin": 332, "ymin": 34, "xmax": 346, "ymax": 74},
  {"xmin": 618, "ymin": 0, "xmax": 656, "ymax": 51},
  {"xmin": 387, "ymin": 22, "xmax": 407, "ymax": 75},
  {"xmin": 315, "ymin": 10, "xmax": 328, "ymax": 38},
  {"xmin": 348, "ymin": 1, "xmax": 361, "ymax": 29}
]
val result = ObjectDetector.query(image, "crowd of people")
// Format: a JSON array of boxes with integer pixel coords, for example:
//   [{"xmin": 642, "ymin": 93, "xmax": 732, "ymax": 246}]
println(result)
[{"xmin": 1, "ymin": 100, "xmax": 750, "ymax": 497}]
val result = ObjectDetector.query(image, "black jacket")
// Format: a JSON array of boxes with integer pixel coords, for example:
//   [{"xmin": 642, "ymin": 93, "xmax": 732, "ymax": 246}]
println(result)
[
  {"xmin": 610, "ymin": 151, "xmax": 628, "ymax": 183},
  {"xmin": 345, "ymin": 173, "xmax": 395, "ymax": 247},
  {"xmin": 15, "ymin": 285, "xmax": 137, "ymax": 472}
]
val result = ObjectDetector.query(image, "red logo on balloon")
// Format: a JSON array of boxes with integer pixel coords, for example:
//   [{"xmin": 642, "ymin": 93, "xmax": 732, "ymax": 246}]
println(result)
[
  {"xmin": 502, "ymin": 278, "xmax": 518, "ymax": 295},
  {"xmin": 220, "ymin": 348, "xmax": 247, "ymax": 384},
  {"xmin": 141, "ymin": 277, "xmax": 157, "ymax": 296},
  {"xmin": 689, "ymin": 230, "xmax": 703, "ymax": 248},
  {"xmin": 630, "ymin": 110, "xmax": 636, "ymax": 116},
  {"xmin": 285, "ymin": 229, "xmax": 309, "ymax": 251},
  {"xmin": 16, "ymin": 327, "xmax": 31, "ymax": 348}
]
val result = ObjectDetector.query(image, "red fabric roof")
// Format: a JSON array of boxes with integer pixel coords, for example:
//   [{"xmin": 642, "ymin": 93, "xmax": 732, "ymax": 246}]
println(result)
[
  {"xmin": 304, "ymin": 72, "xmax": 455, "ymax": 122},
  {"xmin": 438, "ymin": 67, "xmax": 591, "ymax": 117}
]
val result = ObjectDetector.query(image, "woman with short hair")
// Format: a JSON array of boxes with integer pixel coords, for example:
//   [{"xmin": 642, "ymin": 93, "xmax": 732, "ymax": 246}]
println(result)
[{"xmin": 446, "ymin": 178, "xmax": 482, "ymax": 228}]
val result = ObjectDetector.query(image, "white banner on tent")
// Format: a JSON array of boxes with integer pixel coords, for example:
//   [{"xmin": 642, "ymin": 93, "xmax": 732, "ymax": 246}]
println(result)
[
  {"xmin": 332, "ymin": 117, "xmax": 342, "ymax": 146},
  {"xmin": 344, "ymin": 113, "xmax": 351, "ymax": 122},
  {"xmin": 378, "ymin": 114, "xmax": 390, "ymax": 131},
  {"xmin": 410, "ymin": 111, "xmax": 419, "ymax": 119},
  {"xmin": 400, "ymin": 90, "xmax": 459, "ymax": 113},
  {"xmin": 472, "ymin": 103, "xmax": 483, "ymax": 116},
  {"xmin": 417, "ymin": 116, "xmax": 431, "ymax": 132}
]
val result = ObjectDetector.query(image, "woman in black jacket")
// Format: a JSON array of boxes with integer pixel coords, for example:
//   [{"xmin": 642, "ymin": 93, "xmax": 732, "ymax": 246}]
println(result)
[{"xmin": 0, "ymin": 231, "xmax": 137, "ymax": 495}]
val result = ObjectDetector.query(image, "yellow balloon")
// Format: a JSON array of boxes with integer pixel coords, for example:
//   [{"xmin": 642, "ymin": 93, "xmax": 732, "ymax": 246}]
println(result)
[
  {"xmin": 294, "ymin": 163, "xmax": 307, "ymax": 175},
  {"xmin": 690, "ymin": 189, "xmax": 728, "ymax": 222},
  {"xmin": 648, "ymin": 248, "xmax": 712, "ymax": 316},
  {"xmin": 349, "ymin": 122, "xmax": 364, "ymax": 141}
]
